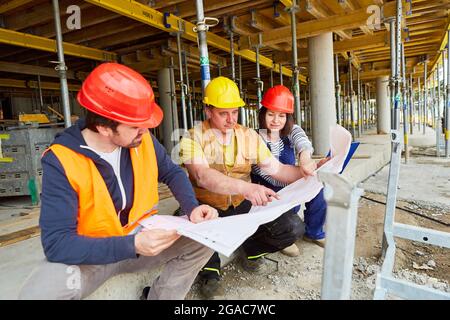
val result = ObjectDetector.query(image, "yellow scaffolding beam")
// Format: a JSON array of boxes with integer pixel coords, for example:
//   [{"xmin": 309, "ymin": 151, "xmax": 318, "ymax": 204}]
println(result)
[
  {"xmin": 0, "ymin": 28, "xmax": 117, "ymax": 62},
  {"xmin": 0, "ymin": 0, "xmax": 33, "ymax": 14},
  {"xmin": 429, "ymin": 15, "xmax": 450, "ymax": 74},
  {"xmin": 84, "ymin": 0, "xmax": 304, "ymax": 82}
]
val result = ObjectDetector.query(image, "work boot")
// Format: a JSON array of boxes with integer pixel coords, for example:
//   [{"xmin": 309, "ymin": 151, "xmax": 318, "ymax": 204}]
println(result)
[
  {"xmin": 241, "ymin": 257, "xmax": 265, "ymax": 273},
  {"xmin": 199, "ymin": 278, "xmax": 223, "ymax": 300},
  {"xmin": 303, "ymin": 235, "xmax": 325, "ymax": 248},
  {"xmin": 140, "ymin": 286, "xmax": 151, "ymax": 300},
  {"xmin": 280, "ymin": 243, "xmax": 300, "ymax": 257}
]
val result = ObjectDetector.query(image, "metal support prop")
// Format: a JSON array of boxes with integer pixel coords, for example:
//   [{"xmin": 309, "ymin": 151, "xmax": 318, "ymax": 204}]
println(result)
[
  {"xmin": 388, "ymin": 18, "xmax": 397, "ymax": 130},
  {"xmin": 432, "ymin": 72, "xmax": 436, "ymax": 132},
  {"xmin": 176, "ymin": 25, "xmax": 188, "ymax": 131},
  {"xmin": 279, "ymin": 63, "xmax": 283, "ymax": 85},
  {"xmin": 335, "ymin": 54, "xmax": 342, "ymax": 125},
  {"xmin": 443, "ymin": 50, "xmax": 447, "ymax": 137},
  {"xmin": 194, "ymin": 0, "xmax": 211, "ymax": 94},
  {"xmin": 270, "ymin": 68, "xmax": 274, "ymax": 88},
  {"xmin": 168, "ymin": 57, "xmax": 179, "ymax": 139},
  {"xmin": 308, "ymin": 82, "xmax": 312, "ymax": 133},
  {"xmin": 37, "ymin": 74, "xmax": 44, "ymax": 111},
  {"xmin": 192, "ymin": 79, "xmax": 197, "ymax": 122},
  {"xmin": 254, "ymin": 33, "xmax": 263, "ymax": 108},
  {"xmin": 367, "ymin": 84, "xmax": 370, "ymax": 130},
  {"xmin": 423, "ymin": 58, "xmax": 428, "ymax": 134},
  {"xmin": 229, "ymin": 24, "xmax": 236, "ymax": 83},
  {"xmin": 409, "ymin": 72, "xmax": 414, "ymax": 135},
  {"xmin": 357, "ymin": 68, "xmax": 362, "ymax": 137},
  {"xmin": 52, "ymin": 0, "xmax": 71, "ymax": 128},
  {"xmin": 289, "ymin": 1, "xmax": 301, "ymax": 126},
  {"xmin": 446, "ymin": 32, "xmax": 450, "ymax": 157},
  {"xmin": 343, "ymin": 81, "xmax": 347, "ymax": 129},
  {"xmin": 228, "ymin": 21, "xmax": 245, "ymax": 127},
  {"xmin": 417, "ymin": 76, "xmax": 421, "ymax": 130},
  {"xmin": 183, "ymin": 50, "xmax": 194, "ymax": 128},
  {"xmin": 319, "ymin": 172, "xmax": 363, "ymax": 299},
  {"xmin": 434, "ymin": 70, "xmax": 440, "ymax": 157},
  {"xmin": 238, "ymin": 55, "xmax": 246, "ymax": 126},
  {"xmin": 303, "ymin": 85, "xmax": 307, "ymax": 130},
  {"xmin": 381, "ymin": 0, "xmax": 402, "ymax": 261},
  {"xmin": 401, "ymin": 43, "xmax": 409, "ymax": 162},
  {"xmin": 364, "ymin": 84, "xmax": 370, "ymax": 131},
  {"xmin": 348, "ymin": 58, "xmax": 356, "ymax": 139}
]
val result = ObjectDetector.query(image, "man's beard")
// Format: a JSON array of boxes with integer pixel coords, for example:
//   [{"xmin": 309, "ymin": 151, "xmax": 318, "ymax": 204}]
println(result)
[{"xmin": 123, "ymin": 134, "xmax": 143, "ymax": 148}]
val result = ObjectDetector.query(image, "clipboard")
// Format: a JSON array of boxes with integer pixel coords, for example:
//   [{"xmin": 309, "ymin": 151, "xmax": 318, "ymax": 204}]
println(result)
[{"xmin": 326, "ymin": 141, "xmax": 360, "ymax": 174}]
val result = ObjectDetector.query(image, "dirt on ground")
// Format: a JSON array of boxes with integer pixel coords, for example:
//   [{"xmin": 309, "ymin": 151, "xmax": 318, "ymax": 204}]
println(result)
[{"xmin": 186, "ymin": 153, "xmax": 450, "ymax": 300}]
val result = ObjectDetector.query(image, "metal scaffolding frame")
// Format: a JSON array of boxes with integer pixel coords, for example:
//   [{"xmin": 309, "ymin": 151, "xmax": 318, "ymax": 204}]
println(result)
[
  {"xmin": 319, "ymin": 171, "xmax": 363, "ymax": 299},
  {"xmin": 444, "ymin": 30, "xmax": 450, "ymax": 158},
  {"xmin": 375, "ymin": 0, "xmax": 450, "ymax": 300},
  {"xmin": 51, "ymin": 0, "xmax": 71, "ymax": 128}
]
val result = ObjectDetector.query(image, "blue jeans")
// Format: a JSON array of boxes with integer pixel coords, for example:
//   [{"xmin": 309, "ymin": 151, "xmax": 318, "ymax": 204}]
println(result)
[{"xmin": 299, "ymin": 189, "xmax": 327, "ymax": 240}]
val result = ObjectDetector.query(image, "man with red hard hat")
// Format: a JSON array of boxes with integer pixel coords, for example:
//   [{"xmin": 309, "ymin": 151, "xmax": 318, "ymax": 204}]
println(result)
[{"xmin": 19, "ymin": 63, "xmax": 217, "ymax": 300}]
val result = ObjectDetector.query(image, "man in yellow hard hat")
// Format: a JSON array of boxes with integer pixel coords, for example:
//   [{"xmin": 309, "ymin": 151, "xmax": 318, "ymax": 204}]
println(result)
[{"xmin": 179, "ymin": 76, "xmax": 308, "ymax": 299}]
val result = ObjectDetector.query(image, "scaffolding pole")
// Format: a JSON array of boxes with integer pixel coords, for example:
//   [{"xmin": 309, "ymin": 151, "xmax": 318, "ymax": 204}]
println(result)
[
  {"xmin": 238, "ymin": 55, "xmax": 246, "ymax": 126},
  {"xmin": 254, "ymin": 33, "xmax": 263, "ymax": 109},
  {"xmin": 52, "ymin": 0, "xmax": 71, "ymax": 128},
  {"xmin": 270, "ymin": 68, "xmax": 274, "ymax": 88},
  {"xmin": 380, "ymin": 0, "xmax": 402, "ymax": 273},
  {"xmin": 279, "ymin": 63, "xmax": 283, "ymax": 85},
  {"xmin": 446, "ymin": 32, "xmax": 450, "ymax": 157},
  {"xmin": 335, "ymin": 54, "xmax": 341, "ymax": 125},
  {"xmin": 343, "ymin": 80, "xmax": 347, "ymax": 129},
  {"xmin": 417, "ymin": 76, "xmax": 421, "ymax": 131},
  {"xmin": 423, "ymin": 57, "xmax": 428, "ymax": 134},
  {"xmin": 176, "ymin": 25, "xmax": 188, "ymax": 131},
  {"xmin": 436, "ymin": 63, "xmax": 442, "ymax": 157},
  {"xmin": 168, "ymin": 56, "xmax": 179, "ymax": 138},
  {"xmin": 348, "ymin": 58, "xmax": 356, "ymax": 140},
  {"xmin": 409, "ymin": 72, "xmax": 414, "ymax": 135},
  {"xmin": 357, "ymin": 68, "xmax": 362, "ymax": 137},
  {"xmin": 183, "ymin": 50, "xmax": 194, "ymax": 128},
  {"xmin": 37, "ymin": 74, "xmax": 44, "ymax": 111},
  {"xmin": 401, "ymin": 43, "xmax": 409, "ymax": 163},
  {"xmin": 289, "ymin": 1, "xmax": 301, "ymax": 126},
  {"xmin": 388, "ymin": 18, "xmax": 397, "ymax": 130},
  {"xmin": 194, "ymin": 0, "xmax": 211, "ymax": 94}
]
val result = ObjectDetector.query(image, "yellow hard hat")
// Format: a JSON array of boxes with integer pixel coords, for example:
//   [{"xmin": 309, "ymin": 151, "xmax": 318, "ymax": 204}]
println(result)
[{"xmin": 203, "ymin": 76, "xmax": 245, "ymax": 108}]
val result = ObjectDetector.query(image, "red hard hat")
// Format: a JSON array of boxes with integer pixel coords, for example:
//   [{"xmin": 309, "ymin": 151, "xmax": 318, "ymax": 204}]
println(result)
[
  {"xmin": 77, "ymin": 62, "xmax": 163, "ymax": 128},
  {"xmin": 261, "ymin": 85, "xmax": 294, "ymax": 114}
]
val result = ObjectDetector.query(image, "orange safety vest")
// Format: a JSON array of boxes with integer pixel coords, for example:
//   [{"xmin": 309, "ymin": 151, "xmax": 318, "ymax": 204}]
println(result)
[
  {"xmin": 48, "ymin": 132, "xmax": 159, "ymax": 237},
  {"xmin": 187, "ymin": 120, "xmax": 260, "ymax": 210}
]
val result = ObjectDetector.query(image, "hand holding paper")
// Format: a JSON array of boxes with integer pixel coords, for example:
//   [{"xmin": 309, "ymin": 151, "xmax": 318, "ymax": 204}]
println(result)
[{"xmin": 140, "ymin": 125, "xmax": 353, "ymax": 257}]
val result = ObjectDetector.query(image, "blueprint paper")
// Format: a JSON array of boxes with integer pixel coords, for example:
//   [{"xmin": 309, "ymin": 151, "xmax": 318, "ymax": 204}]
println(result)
[{"xmin": 139, "ymin": 125, "xmax": 352, "ymax": 257}]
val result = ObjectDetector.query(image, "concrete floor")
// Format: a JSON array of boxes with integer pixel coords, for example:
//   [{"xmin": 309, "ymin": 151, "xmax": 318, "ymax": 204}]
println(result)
[{"xmin": 0, "ymin": 125, "xmax": 444, "ymax": 300}]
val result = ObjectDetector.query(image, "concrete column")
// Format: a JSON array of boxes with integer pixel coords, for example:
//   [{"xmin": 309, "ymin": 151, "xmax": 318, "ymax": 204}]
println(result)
[
  {"xmin": 308, "ymin": 32, "xmax": 336, "ymax": 155},
  {"xmin": 157, "ymin": 68, "xmax": 178, "ymax": 152},
  {"xmin": 376, "ymin": 76, "xmax": 390, "ymax": 134}
]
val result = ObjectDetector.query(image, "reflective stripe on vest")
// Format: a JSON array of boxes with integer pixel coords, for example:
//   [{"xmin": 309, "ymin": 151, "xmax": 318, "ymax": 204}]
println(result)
[{"xmin": 49, "ymin": 132, "xmax": 159, "ymax": 237}]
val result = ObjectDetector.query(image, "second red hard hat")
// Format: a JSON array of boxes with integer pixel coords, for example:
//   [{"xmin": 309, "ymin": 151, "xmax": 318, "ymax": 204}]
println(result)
[
  {"xmin": 261, "ymin": 85, "xmax": 294, "ymax": 114},
  {"xmin": 77, "ymin": 62, "xmax": 163, "ymax": 128}
]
